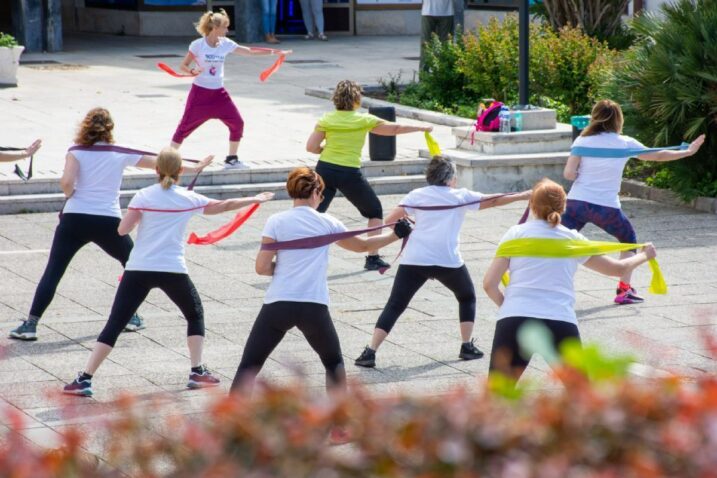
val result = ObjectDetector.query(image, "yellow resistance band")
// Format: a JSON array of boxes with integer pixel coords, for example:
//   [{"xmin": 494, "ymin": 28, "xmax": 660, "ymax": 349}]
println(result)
[
  {"xmin": 496, "ymin": 238, "xmax": 667, "ymax": 295},
  {"xmin": 425, "ymin": 132, "xmax": 442, "ymax": 157}
]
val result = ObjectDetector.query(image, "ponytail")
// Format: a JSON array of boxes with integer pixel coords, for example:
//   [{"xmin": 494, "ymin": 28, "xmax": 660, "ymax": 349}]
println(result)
[
  {"xmin": 196, "ymin": 9, "xmax": 230, "ymax": 37},
  {"xmin": 156, "ymin": 148, "xmax": 183, "ymax": 190},
  {"xmin": 530, "ymin": 178, "xmax": 566, "ymax": 228}
]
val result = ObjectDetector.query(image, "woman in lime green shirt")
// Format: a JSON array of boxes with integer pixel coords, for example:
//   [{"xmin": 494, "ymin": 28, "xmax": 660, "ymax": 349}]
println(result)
[{"xmin": 306, "ymin": 80, "xmax": 433, "ymax": 271}]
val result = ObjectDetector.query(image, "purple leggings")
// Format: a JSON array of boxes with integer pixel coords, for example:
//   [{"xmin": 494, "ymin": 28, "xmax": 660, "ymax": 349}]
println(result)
[
  {"xmin": 561, "ymin": 199, "xmax": 637, "ymax": 245},
  {"xmin": 172, "ymin": 84, "xmax": 244, "ymax": 144}
]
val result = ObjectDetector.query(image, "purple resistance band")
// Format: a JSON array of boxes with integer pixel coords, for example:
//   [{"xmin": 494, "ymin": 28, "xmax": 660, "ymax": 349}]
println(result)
[
  {"xmin": 260, "ymin": 193, "xmax": 530, "ymax": 273},
  {"xmin": 0, "ymin": 147, "xmax": 33, "ymax": 181},
  {"xmin": 68, "ymin": 144, "xmax": 203, "ymax": 190}
]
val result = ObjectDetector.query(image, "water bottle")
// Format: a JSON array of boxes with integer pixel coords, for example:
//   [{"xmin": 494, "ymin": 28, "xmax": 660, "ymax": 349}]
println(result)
[
  {"xmin": 513, "ymin": 110, "xmax": 523, "ymax": 132},
  {"xmin": 499, "ymin": 106, "xmax": 511, "ymax": 133}
]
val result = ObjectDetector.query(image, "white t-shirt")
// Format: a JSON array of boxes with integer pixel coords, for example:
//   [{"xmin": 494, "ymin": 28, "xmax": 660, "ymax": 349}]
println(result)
[
  {"xmin": 262, "ymin": 207, "xmax": 348, "ymax": 306},
  {"xmin": 189, "ymin": 37, "xmax": 239, "ymax": 90},
  {"xmin": 401, "ymin": 185, "xmax": 482, "ymax": 267},
  {"xmin": 125, "ymin": 184, "xmax": 211, "ymax": 274},
  {"xmin": 63, "ymin": 144, "xmax": 142, "ymax": 218},
  {"xmin": 497, "ymin": 220, "xmax": 589, "ymax": 326},
  {"xmin": 568, "ymin": 132, "xmax": 646, "ymax": 209},
  {"xmin": 422, "ymin": 0, "xmax": 454, "ymax": 16}
]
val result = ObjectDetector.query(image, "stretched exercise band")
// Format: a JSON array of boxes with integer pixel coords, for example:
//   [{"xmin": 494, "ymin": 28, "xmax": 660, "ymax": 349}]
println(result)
[
  {"xmin": 496, "ymin": 238, "xmax": 667, "ymax": 295},
  {"xmin": 570, "ymin": 143, "xmax": 688, "ymax": 158},
  {"xmin": 68, "ymin": 144, "xmax": 202, "ymax": 190},
  {"xmin": 157, "ymin": 47, "xmax": 287, "ymax": 83},
  {"xmin": 187, "ymin": 203, "xmax": 260, "ymax": 245}
]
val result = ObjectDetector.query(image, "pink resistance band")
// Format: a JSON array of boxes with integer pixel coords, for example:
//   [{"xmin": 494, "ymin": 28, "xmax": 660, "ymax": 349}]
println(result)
[
  {"xmin": 68, "ymin": 144, "xmax": 203, "ymax": 190},
  {"xmin": 260, "ymin": 193, "xmax": 530, "ymax": 274}
]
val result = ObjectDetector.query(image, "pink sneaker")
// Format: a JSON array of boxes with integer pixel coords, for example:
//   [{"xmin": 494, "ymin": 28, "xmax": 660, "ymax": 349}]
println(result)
[
  {"xmin": 614, "ymin": 288, "xmax": 644, "ymax": 305},
  {"xmin": 187, "ymin": 365, "xmax": 220, "ymax": 389}
]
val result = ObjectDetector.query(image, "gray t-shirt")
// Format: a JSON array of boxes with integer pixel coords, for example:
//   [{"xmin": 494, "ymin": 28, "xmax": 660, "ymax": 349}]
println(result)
[{"xmin": 422, "ymin": 0, "xmax": 454, "ymax": 16}]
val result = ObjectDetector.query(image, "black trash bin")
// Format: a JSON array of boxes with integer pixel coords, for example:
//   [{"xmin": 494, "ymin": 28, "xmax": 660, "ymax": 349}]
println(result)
[{"xmin": 368, "ymin": 106, "xmax": 396, "ymax": 161}]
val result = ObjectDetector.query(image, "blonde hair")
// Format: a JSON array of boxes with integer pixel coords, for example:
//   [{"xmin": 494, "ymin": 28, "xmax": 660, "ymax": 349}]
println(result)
[
  {"xmin": 530, "ymin": 178, "xmax": 566, "ymax": 227},
  {"xmin": 582, "ymin": 99, "xmax": 624, "ymax": 137},
  {"xmin": 196, "ymin": 9, "xmax": 230, "ymax": 37},
  {"xmin": 74, "ymin": 107, "xmax": 114, "ymax": 146},
  {"xmin": 332, "ymin": 80, "xmax": 362, "ymax": 111},
  {"xmin": 157, "ymin": 148, "xmax": 183, "ymax": 190}
]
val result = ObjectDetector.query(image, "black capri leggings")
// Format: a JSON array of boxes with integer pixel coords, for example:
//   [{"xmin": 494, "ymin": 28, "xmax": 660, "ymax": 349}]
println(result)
[
  {"xmin": 488, "ymin": 316, "xmax": 581, "ymax": 380},
  {"xmin": 376, "ymin": 264, "xmax": 476, "ymax": 333},
  {"xmin": 315, "ymin": 161, "xmax": 383, "ymax": 219},
  {"xmin": 97, "ymin": 271, "xmax": 204, "ymax": 347},
  {"xmin": 30, "ymin": 213, "xmax": 134, "ymax": 319},
  {"xmin": 231, "ymin": 301, "xmax": 346, "ymax": 393}
]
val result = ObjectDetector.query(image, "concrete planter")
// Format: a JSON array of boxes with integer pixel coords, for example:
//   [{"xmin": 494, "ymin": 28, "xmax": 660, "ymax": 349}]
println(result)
[{"xmin": 0, "ymin": 45, "xmax": 24, "ymax": 86}]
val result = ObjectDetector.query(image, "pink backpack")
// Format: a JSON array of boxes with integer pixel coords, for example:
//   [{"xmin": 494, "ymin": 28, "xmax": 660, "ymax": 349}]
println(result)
[{"xmin": 471, "ymin": 101, "xmax": 503, "ymax": 144}]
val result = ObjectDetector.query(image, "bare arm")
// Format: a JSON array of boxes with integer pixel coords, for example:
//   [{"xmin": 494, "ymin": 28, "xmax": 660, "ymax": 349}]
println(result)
[
  {"xmin": 478, "ymin": 190, "xmax": 531, "ymax": 210},
  {"xmin": 306, "ymin": 129, "xmax": 325, "ymax": 154},
  {"xmin": 370, "ymin": 123, "xmax": 433, "ymax": 136},
  {"xmin": 483, "ymin": 257, "xmax": 510, "ymax": 307},
  {"xmin": 60, "ymin": 153, "xmax": 80, "ymax": 198},
  {"xmin": 118, "ymin": 209, "xmax": 142, "ymax": 236},
  {"xmin": 0, "ymin": 139, "xmax": 41, "ymax": 163},
  {"xmin": 203, "ymin": 192, "xmax": 274, "ymax": 215},
  {"xmin": 637, "ymin": 134, "xmax": 705, "ymax": 162},
  {"xmin": 255, "ymin": 237, "xmax": 277, "ymax": 276},
  {"xmin": 583, "ymin": 244, "xmax": 656, "ymax": 276},
  {"xmin": 233, "ymin": 46, "xmax": 292, "ymax": 57},
  {"xmin": 179, "ymin": 51, "xmax": 200, "ymax": 75},
  {"xmin": 384, "ymin": 206, "xmax": 408, "ymax": 226},
  {"xmin": 564, "ymin": 155, "xmax": 581, "ymax": 181},
  {"xmin": 336, "ymin": 231, "xmax": 400, "ymax": 253}
]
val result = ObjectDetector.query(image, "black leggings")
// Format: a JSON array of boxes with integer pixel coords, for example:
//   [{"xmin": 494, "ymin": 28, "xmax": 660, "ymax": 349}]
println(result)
[
  {"xmin": 30, "ymin": 213, "xmax": 134, "ymax": 319},
  {"xmin": 375, "ymin": 264, "xmax": 476, "ymax": 333},
  {"xmin": 231, "ymin": 301, "xmax": 346, "ymax": 393},
  {"xmin": 316, "ymin": 161, "xmax": 383, "ymax": 219},
  {"xmin": 488, "ymin": 316, "xmax": 581, "ymax": 380},
  {"xmin": 97, "ymin": 271, "xmax": 204, "ymax": 347}
]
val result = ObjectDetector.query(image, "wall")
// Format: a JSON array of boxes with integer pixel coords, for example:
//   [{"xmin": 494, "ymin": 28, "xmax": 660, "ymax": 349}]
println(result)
[{"xmin": 355, "ymin": 9, "xmax": 420, "ymax": 35}]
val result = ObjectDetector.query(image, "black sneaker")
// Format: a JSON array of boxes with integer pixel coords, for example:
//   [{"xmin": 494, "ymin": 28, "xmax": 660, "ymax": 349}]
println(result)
[
  {"xmin": 459, "ymin": 339, "xmax": 484, "ymax": 360},
  {"xmin": 364, "ymin": 255, "xmax": 390, "ymax": 271},
  {"xmin": 9, "ymin": 317, "xmax": 39, "ymax": 341},
  {"xmin": 63, "ymin": 373, "xmax": 93, "ymax": 397},
  {"xmin": 187, "ymin": 365, "xmax": 221, "ymax": 389},
  {"xmin": 354, "ymin": 346, "xmax": 376, "ymax": 368}
]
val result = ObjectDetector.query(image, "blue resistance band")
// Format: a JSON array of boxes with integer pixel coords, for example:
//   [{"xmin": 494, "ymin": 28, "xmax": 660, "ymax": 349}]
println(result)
[{"xmin": 570, "ymin": 143, "xmax": 688, "ymax": 158}]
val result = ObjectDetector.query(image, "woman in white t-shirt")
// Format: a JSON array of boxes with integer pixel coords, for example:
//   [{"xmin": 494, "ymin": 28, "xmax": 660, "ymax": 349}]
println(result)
[
  {"xmin": 170, "ymin": 9, "xmax": 290, "ymax": 170},
  {"xmin": 9, "ymin": 108, "xmax": 211, "ymax": 342},
  {"xmin": 483, "ymin": 178, "xmax": 656, "ymax": 382},
  {"xmin": 354, "ymin": 156, "xmax": 530, "ymax": 369},
  {"xmin": 63, "ymin": 148, "xmax": 274, "ymax": 396},
  {"xmin": 230, "ymin": 167, "xmax": 412, "ymax": 395},
  {"xmin": 563, "ymin": 99, "xmax": 703, "ymax": 305}
]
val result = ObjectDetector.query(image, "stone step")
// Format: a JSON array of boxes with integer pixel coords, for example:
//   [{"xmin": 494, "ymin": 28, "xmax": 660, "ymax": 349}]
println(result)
[
  {"xmin": 452, "ymin": 123, "xmax": 572, "ymax": 155},
  {"xmin": 421, "ymin": 148, "xmax": 570, "ymax": 193},
  {"xmin": 0, "ymin": 174, "xmax": 427, "ymax": 215},
  {"xmin": 0, "ymin": 159, "xmax": 428, "ymax": 197}
]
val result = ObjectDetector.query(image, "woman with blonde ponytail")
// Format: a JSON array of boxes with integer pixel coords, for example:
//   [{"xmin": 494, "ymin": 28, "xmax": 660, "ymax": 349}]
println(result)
[
  {"xmin": 482, "ymin": 178, "xmax": 656, "ymax": 383},
  {"xmin": 563, "ymin": 99, "xmax": 704, "ymax": 305},
  {"xmin": 171, "ymin": 9, "xmax": 290, "ymax": 169},
  {"xmin": 10, "ymin": 108, "xmax": 211, "ymax": 342},
  {"xmin": 63, "ymin": 147, "xmax": 274, "ymax": 397}
]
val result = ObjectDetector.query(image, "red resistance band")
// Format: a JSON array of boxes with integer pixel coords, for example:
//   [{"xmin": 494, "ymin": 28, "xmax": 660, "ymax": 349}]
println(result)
[
  {"xmin": 0, "ymin": 147, "xmax": 33, "ymax": 181},
  {"xmin": 68, "ymin": 144, "xmax": 202, "ymax": 190},
  {"xmin": 157, "ymin": 47, "xmax": 287, "ymax": 83}
]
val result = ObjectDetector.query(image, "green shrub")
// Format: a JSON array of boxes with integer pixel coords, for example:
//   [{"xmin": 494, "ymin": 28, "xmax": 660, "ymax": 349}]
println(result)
[
  {"xmin": 396, "ymin": 16, "xmax": 615, "ymax": 120},
  {"xmin": 0, "ymin": 32, "xmax": 18, "ymax": 48},
  {"xmin": 611, "ymin": 0, "xmax": 717, "ymax": 199}
]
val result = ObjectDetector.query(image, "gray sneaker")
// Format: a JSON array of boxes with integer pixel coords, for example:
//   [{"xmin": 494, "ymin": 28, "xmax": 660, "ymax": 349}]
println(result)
[
  {"xmin": 224, "ymin": 157, "xmax": 250, "ymax": 170},
  {"xmin": 123, "ymin": 313, "xmax": 146, "ymax": 332},
  {"xmin": 9, "ymin": 317, "xmax": 39, "ymax": 341}
]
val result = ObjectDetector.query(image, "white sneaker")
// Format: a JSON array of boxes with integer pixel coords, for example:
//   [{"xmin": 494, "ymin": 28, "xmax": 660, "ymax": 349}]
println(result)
[{"xmin": 224, "ymin": 158, "xmax": 250, "ymax": 170}]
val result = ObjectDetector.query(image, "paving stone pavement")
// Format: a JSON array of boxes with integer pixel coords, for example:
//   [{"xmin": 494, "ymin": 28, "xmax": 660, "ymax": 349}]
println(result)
[{"xmin": 1, "ymin": 193, "xmax": 717, "ymax": 453}]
